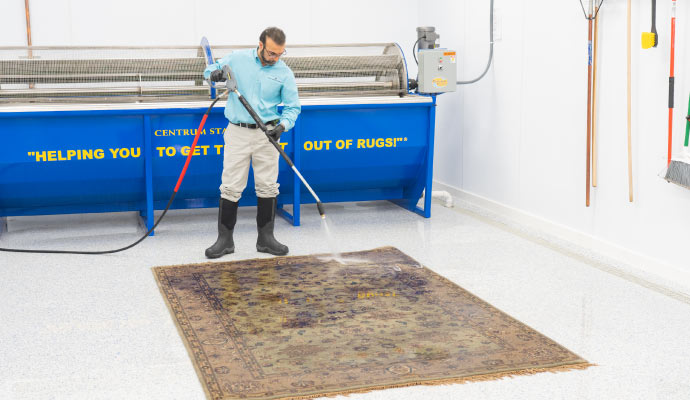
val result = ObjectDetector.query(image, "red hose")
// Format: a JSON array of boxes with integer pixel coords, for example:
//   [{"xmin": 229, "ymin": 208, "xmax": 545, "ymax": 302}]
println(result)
[
  {"xmin": 174, "ymin": 114, "xmax": 208, "ymax": 192},
  {"xmin": 0, "ymin": 96, "xmax": 221, "ymax": 254}
]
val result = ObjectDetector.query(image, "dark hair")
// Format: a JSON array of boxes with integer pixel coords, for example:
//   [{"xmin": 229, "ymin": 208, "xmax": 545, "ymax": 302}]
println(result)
[{"xmin": 259, "ymin": 27, "xmax": 286, "ymax": 46}]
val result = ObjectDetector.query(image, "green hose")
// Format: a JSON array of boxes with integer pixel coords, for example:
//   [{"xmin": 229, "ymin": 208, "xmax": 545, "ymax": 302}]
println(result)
[{"xmin": 685, "ymin": 91, "xmax": 690, "ymax": 147}]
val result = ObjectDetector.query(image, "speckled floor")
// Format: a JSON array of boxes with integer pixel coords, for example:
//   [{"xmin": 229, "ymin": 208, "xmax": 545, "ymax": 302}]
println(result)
[{"xmin": 1, "ymin": 199, "xmax": 689, "ymax": 399}]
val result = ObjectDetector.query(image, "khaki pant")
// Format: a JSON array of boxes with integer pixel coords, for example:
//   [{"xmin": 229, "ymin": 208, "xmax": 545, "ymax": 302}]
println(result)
[{"xmin": 219, "ymin": 122, "xmax": 280, "ymax": 202}]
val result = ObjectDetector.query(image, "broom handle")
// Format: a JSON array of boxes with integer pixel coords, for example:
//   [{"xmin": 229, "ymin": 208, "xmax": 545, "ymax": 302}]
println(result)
[
  {"xmin": 627, "ymin": 0, "xmax": 633, "ymax": 202},
  {"xmin": 24, "ymin": 0, "xmax": 34, "ymax": 89},
  {"xmin": 652, "ymin": 0, "xmax": 658, "ymax": 35},
  {"xmin": 24, "ymin": 0, "xmax": 32, "ymax": 54},
  {"xmin": 586, "ymin": 12, "xmax": 593, "ymax": 207},
  {"xmin": 668, "ymin": 0, "xmax": 676, "ymax": 165},
  {"xmin": 592, "ymin": 6, "xmax": 600, "ymax": 188}
]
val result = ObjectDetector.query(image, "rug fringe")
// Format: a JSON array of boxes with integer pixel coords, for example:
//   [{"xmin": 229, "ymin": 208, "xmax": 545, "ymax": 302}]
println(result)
[{"xmin": 267, "ymin": 362, "xmax": 595, "ymax": 400}]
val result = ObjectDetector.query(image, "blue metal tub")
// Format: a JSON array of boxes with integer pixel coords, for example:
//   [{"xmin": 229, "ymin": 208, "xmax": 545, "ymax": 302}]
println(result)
[{"xmin": 0, "ymin": 95, "xmax": 436, "ymax": 233}]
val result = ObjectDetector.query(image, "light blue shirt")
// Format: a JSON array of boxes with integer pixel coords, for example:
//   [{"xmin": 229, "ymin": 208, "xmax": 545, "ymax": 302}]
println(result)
[{"xmin": 204, "ymin": 48, "xmax": 301, "ymax": 131}]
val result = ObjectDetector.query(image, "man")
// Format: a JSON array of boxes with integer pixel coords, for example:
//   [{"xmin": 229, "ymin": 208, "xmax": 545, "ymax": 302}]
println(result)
[{"xmin": 203, "ymin": 27, "xmax": 300, "ymax": 258}]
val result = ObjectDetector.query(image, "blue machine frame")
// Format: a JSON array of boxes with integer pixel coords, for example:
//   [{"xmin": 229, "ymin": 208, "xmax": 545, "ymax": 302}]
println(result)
[{"xmin": 0, "ymin": 95, "xmax": 436, "ymax": 235}]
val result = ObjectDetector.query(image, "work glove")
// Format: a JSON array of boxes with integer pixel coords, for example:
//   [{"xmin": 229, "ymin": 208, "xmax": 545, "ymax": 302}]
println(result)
[
  {"xmin": 267, "ymin": 123, "xmax": 285, "ymax": 142},
  {"xmin": 210, "ymin": 69, "xmax": 226, "ymax": 82}
]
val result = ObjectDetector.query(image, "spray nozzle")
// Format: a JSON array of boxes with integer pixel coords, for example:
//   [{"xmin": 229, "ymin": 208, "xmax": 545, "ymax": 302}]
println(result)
[{"xmin": 221, "ymin": 65, "xmax": 238, "ymax": 92}]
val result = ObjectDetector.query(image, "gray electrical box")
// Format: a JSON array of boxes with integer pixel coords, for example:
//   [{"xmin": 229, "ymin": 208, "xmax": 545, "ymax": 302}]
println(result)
[{"xmin": 417, "ymin": 49, "xmax": 457, "ymax": 94}]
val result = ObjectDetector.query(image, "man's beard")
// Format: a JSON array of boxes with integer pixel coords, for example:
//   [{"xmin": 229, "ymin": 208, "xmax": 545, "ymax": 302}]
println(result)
[{"xmin": 260, "ymin": 48, "xmax": 277, "ymax": 66}]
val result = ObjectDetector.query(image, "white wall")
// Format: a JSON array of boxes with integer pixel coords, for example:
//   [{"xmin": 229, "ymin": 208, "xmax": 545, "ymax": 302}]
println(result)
[
  {"xmin": 422, "ymin": 0, "xmax": 690, "ymax": 273},
  {"xmin": 3, "ymin": 0, "xmax": 689, "ymax": 273},
  {"xmin": 0, "ymin": 0, "xmax": 419, "ymax": 47}
]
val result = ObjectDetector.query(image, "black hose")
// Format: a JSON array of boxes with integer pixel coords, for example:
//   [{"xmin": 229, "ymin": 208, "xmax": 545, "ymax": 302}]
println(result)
[
  {"xmin": 0, "ymin": 95, "xmax": 224, "ymax": 255},
  {"xmin": 412, "ymin": 38, "xmax": 421, "ymax": 65}
]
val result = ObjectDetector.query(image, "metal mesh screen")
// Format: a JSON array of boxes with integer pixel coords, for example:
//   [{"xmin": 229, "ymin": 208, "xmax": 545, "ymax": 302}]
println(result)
[
  {"xmin": 0, "ymin": 47, "xmax": 209, "ymax": 102},
  {"xmin": 0, "ymin": 43, "xmax": 407, "ymax": 103},
  {"xmin": 213, "ymin": 44, "xmax": 407, "ymax": 98}
]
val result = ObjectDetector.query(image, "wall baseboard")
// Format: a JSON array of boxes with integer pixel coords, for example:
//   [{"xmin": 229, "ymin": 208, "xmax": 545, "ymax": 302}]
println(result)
[{"xmin": 433, "ymin": 180, "xmax": 690, "ymax": 301}]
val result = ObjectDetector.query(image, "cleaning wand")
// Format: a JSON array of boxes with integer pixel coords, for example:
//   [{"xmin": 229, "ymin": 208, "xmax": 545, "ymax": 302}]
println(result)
[{"xmin": 221, "ymin": 65, "xmax": 326, "ymax": 218}]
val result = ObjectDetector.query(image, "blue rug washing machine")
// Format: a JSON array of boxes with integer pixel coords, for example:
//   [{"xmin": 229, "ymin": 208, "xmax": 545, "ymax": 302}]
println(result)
[{"xmin": 0, "ymin": 43, "xmax": 448, "ymax": 235}]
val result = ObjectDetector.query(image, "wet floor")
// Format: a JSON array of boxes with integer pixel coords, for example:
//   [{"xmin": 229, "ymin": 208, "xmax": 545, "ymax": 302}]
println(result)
[{"xmin": 1, "ymin": 200, "xmax": 690, "ymax": 399}]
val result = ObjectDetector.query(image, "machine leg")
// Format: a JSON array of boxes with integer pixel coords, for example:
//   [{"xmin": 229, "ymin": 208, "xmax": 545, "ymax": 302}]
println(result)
[
  {"xmin": 292, "ymin": 175, "xmax": 301, "ymax": 227},
  {"xmin": 276, "ymin": 122, "xmax": 302, "ymax": 226},
  {"xmin": 409, "ymin": 98, "xmax": 436, "ymax": 218},
  {"xmin": 142, "ymin": 115, "xmax": 155, "ymax": 236},
  {"xmin": 292, "ymin": 121, "xmax": 301, "ymax": 226},
  {"xmin": 413, "ymin": 180, "xmax": 433, "ymax": 218},
  {"xmin": 0, "ymin": 216, "xmax": 7, "ymax": 237},
  {"xmin": 418, "ymin": 97, "xmax": 437, "ymax": 218},
  {"xmin": 276, "ymin": 202, "xmax": 295, "ymax": 225}
]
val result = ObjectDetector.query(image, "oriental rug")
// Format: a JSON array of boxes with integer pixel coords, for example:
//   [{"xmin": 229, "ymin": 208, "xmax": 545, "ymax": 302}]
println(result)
[{"xmin": 153, "ymin": 246, "xmax": 590, "ymax": 400}]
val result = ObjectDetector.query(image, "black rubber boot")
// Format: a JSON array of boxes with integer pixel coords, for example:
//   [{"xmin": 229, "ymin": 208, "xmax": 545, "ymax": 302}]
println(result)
[
  {"xmin": 256, "ymin": 197, "xmax": 288, "ymax": 256},
  {"xmin": 205, "ymin": 198, "xmax": 238, "ymax": 259}
]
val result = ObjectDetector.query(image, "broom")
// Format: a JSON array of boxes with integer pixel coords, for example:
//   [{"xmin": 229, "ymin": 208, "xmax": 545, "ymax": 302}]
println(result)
[
  {"xmin": 664, "ymin": 92, "xmax": 690, "ymax": 189},
  {"xmin": 641, "ymin": 0, "xmax": 659, "ymax": 49}
]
